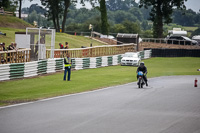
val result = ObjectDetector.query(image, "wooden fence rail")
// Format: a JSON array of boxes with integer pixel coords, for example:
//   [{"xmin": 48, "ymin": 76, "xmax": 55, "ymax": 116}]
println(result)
[
  {"xmin": 0, "ymin": 44, "xmax": 135, "ymax": 64},
  {"xmin": 0, "ymin": 10, "xmax": 13, "ymax": 16},
  {"xmin": 0, "ymin": 49, "xmax": 31, "ymax": 64},
  {"xmin": 46, "ymin": 44, "xmax": 136, "ymax": 58}
]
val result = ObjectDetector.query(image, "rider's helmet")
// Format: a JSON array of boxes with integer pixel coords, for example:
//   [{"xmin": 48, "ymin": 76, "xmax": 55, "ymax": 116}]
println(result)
[{"xmin": 140, "ymin": 62, "xmax": 145, "ymax": 66}]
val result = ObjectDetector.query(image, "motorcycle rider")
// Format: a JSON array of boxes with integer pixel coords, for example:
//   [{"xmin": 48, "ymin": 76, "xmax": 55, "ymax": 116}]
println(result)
[{"xmin": 136, "ymin": 62, "xmax": 148, "ymax": 86}]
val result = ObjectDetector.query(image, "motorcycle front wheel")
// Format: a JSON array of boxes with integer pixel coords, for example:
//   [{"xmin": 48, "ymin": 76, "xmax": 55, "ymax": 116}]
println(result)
[{"xmin": 138, "ymin": 78, "xmax": 143, "ymax": 88}]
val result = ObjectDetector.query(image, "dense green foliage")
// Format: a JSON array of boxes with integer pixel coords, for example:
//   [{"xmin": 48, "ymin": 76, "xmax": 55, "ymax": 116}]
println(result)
[
  {"xmin": 138, "ymin": 0, "xmax": 187, "ymax": 38},
  {"xmin": 0, "ymin": 57, "xmax": 200, "ymax": 106},
  {"xmin": 24, "ymin": 10, "xmax": 52, "ymax": 27},
  {"xmin": 99, "ymin": 0, "xmax": 109, "ymax": 35},
  {"xmin": 0, "ymin": 0, "xmax": 18, "ymax": 12},
  {"xmin": 2, "ymin": 0, "xmax": 199, "ymax": 37},
  {"xmin": 173, "ymin": 9, "xmax": 200, "ymax": 27}
]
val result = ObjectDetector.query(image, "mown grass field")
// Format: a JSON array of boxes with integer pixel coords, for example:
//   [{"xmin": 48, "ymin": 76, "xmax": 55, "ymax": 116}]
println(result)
[
  {"xmin": 0, "ymin": 57, "xmax": 200, "ymax": 106},
  {"xmin": 0, "ymin": 27, "xmax": 105, "ymax": 49},
  {"xmin": 183, "ymin": 26, "xmax": 198, "ymax": 31}
]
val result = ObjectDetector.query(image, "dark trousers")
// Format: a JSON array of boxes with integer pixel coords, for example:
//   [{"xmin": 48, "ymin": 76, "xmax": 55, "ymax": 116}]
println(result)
[
  {"xmin": 137, "ymin": 75, "xmax": 147, "ymax": 82},
  {"xmin": 63, "ymin": 67, "xmax": 71, "ymax": 81}
]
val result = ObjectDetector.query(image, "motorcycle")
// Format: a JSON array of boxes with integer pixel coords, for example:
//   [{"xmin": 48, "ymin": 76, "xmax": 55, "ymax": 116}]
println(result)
[{"xmin": 137, "ymin": 71, "xmax": 145, "ymax": 88}]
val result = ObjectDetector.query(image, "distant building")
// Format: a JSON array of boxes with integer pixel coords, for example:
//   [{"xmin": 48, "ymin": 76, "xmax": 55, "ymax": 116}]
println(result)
[
  {"xmin": 15, "ymin": 12, "xmax": 28, "ymax": 19},
  {"xmin": 15, "ymin": 12, "xmax": 45, "ymax": 19},
  {"xmin": 168, "ymin": 28, "xmax": 187, "ymax": 36}
]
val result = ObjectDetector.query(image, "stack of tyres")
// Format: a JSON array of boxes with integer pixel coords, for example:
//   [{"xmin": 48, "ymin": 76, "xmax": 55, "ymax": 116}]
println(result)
[
  {"xmin": 96, "ymin": 57, "xmax": 102, "ymax": 68},
  {"xmin": 55, "ymin": 59, "xmax": 64, "ymax": 70},
  {"xmin": 71, "ymin": 58, "xmax": 75, "ymax": 69},
  {"xmin": 139, "ymin": 51, "xmax": 145, "ymax": 59},
  {"xmin": 118, "ymin": 55, "xmax": 122, "ymax": 64},
  {"xmin": 83, "ymin": 58, "xmax": 90, "ymax": 69},
  {"xmin": 0, "ymin": 64, "xmax": 10, "ymax": 81},
  {"xmin": 9, "ymin": 63, "xmax": 24, "ymax": 80},
  {"xmin": 108, "ymin": 56, "xmax": 113, "ymax": 66},
  {"xmin": 38, "ymin": 60, "xmax": 47, "ymax": 75}
]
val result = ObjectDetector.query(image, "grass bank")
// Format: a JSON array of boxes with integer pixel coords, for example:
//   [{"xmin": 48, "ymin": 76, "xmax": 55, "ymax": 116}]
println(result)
[
  {"xmin": 0, "ymin": 27, "xmax": 104, "ymax": 48},
  {"xmin": 0, "ymin": 57, "xmax": 200, "ymax": 106}
]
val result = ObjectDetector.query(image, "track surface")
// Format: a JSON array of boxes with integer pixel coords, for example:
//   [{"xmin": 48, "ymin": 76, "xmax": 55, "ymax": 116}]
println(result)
[{"xmin": 0, "ymin": 75, "xmax": 200, "ymax": 133}]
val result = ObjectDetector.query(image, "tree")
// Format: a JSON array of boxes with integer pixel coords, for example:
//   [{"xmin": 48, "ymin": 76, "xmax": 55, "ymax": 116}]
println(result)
[
  {"xmin": 173, "ymin": 9, "xmax": 200, "ymax": 26},
  {"xmin": 122, "ymin": 20, "xmax": 141, "ymax": 33},
  {"xmin": 41, "ymin": 0, "xmax": 62, "ymax": 32},
  {"xmin": 25, "ymin": 10, "xmax": 53, "ymax": 27},
  {"xmin": 0, "ymin": 0, "xmax": 18, "ymax": 12},
  {"xmin": 61, "ymin": 0, "xmax": 70, "ymax": 33},
  {"xmin": 106, "ymin": 0, "xmax": 138, "ymax": 11},
  {"xmin": 18, "ymin": 0, "xmax": 33, "ymax": 19},
  {"xmin": 99, "ymin": 0, "xmax": 109, "ymax": 35},
  {"xmin": 29, "ymin": 4, "xmax": 46, "ymax": 14},
  {"xmin": 139, "ymin": 0, "xmax": 187, "ymax": 38},
  {"xmin": 41, "ymin": 0, "xmax": 97, "ymax": 33}
]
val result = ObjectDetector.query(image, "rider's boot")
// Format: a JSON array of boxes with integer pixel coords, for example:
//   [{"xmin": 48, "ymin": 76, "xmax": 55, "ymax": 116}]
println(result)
[{"xmin": 145, "ymin": 81, "xmax": 148, "ymax": 86}]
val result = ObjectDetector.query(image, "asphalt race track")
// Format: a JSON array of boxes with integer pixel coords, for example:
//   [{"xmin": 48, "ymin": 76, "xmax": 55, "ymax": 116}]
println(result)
[{"xmin": 0, "ymin": 75, "xmax": 200, "ymax": 133}]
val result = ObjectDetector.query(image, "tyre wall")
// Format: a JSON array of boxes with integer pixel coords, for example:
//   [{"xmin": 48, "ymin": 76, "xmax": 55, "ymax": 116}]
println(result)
[{"xmin": 144, "ymin": 48, "xmax": 200, "ymax": 57}]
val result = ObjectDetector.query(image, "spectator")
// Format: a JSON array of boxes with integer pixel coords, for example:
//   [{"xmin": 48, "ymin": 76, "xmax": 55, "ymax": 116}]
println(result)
[
  {"xmin": 8, "ymin": 42, "xmax": 17, "ymax": 51},
  {"xmin": 13, "ymin": 43, "xmax": 18, "ymax": 50},
  {"xmin": 0, "ymin": 43, "xmax": 5, "ymax": 51},
  {"xmin": 59, "ymin": 43, "xmax": 63, "ymax": 49},
  {"xmin": 8, "ymin": 42, "xmax": 15, "ymax": 50},
  {"xmin": 0, "ymin": 42, "xmax": 6, "ymax": 64},
  {"xmin": 65, "ymin": 42, "xmax": 69, "ymax": 49},
  {"xmin": 2, "ymin": 42, "xmax": 6, "ymax": 51}
]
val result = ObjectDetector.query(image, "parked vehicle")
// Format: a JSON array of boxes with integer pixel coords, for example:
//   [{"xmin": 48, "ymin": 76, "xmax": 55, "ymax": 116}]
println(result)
[
  {"xmin": 192, "ymin": 35, "xmax": 200, "ymax": 45},
  {"xmin": 137, "ymin": 71, "xmax": 145, "ymax": 88},
  {"xmin": 121, "ymin": 52, "xmax": 141, "ymax": 66},
  {"xmin": 166, "ymin": 36, "xmax": 198, "ymax": 45}
]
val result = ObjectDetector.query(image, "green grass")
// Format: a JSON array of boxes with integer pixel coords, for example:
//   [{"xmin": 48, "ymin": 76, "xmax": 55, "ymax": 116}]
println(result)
[
  {"xmin": 0, "ymin": 15, "xmax": 105, "ymax": 48},
  {"xmin": 0, "ymin": 27, "xmax": 105, "ymax": 48},
  {"xmin": 0, "ymin": 27, "xmax": 25, "ymax": 46},
  {"xmin": 0, "ymin": 15, "xmax": 32, "ymax": 26},
  {"xmin": 183, "ymin": 26, "xmax": 198, "ymax": 31},
  {"xmin": 0, "ymin": 57, "xmax": 200, "ymax": 106}
]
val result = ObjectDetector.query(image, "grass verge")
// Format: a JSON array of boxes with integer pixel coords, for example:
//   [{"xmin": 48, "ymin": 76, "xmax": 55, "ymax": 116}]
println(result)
[{"xmin": 0, "ymin": 57, "xmax": 200, "ymax": 106}]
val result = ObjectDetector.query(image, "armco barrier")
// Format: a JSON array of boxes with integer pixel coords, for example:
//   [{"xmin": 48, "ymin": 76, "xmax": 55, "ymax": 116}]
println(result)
[{"xmin": 0, "ymin": 50, "xmax": 152, "ymax": 81}]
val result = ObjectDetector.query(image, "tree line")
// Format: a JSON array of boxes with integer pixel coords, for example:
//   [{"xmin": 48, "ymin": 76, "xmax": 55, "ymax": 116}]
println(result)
[{"xmin": 1, "ymin": 0, "xmax": 200, "ymax": 38}]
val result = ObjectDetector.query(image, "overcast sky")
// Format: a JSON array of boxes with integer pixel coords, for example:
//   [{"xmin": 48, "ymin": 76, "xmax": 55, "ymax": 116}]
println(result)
[{"xmin": 22, "ymin": 0, "xmax": 200, "ymax": 13}]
